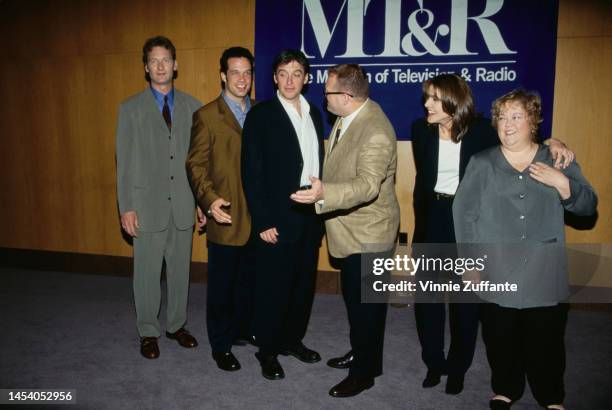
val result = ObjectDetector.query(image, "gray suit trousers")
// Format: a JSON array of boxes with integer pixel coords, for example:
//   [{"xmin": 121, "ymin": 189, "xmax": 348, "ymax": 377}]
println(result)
[{"xmin": 133, "ymin": 214, "xmax": 193, "ymax": 337}]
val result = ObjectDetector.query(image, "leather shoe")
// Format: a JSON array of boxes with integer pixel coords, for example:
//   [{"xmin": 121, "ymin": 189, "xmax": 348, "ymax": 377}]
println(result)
[
  {"xmin": 165, "ymin": 328, "xmax": 198, "ymax": 348},
  {"xmin": 212, "ymin": 352, "xmax": 241, "ymax": 371},
  {"xmin": 327, "ymin": 351, "xmax": 354, "ymax": 369},
  {"xmin": 233, "ymin": 335, "xmax": 257, "ymax": 347},
  {"xmin": 279, "ymin": 343, "xmax": 321, "ymax": 363},
  {"xmin": 445, "ymin": 374, "xmax": 464, "ymax": 395},
  {"xmin": 140, "ymin": 337, "xmax": 159, "ymax": 359},
  {"xmin": 329, "ymin": 375, "xmax": 374, "ymax": 398},
  {"xmin": 255, "ymin": 352, "xmax": 285, "ymax": 380},
  {"xmin": 422, "ymin": 370, "xmax": 442, "ymax": 388}
]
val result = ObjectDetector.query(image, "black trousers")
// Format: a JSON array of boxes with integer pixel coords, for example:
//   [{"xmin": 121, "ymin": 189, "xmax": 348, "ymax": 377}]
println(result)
[
  {"xmin": 339, "ymin": 252, "xmax": 389, "ymax": 379},
  {"xmin": 415, "ymin": 195, "xmax": 480, "ymax": 377},
  {"xmin": 481, "ymin": 303, "xmax": 568, "ymax": 407},
  {"xmin": 206, "ymin": 239, "xmax": 255, "ymax": 353},
  {"xmin": 254, "ymin": 223, "xmax": 319, "ymax": 355},
  {"xmin": 414, "ymin": 301, "xmax": 479, "ymax": 376}
]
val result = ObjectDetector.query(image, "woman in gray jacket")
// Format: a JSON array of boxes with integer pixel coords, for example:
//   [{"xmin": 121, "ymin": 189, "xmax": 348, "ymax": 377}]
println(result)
[{"xmin": 453, "ymin": 89, "xmax": 597, "ymax": 410}]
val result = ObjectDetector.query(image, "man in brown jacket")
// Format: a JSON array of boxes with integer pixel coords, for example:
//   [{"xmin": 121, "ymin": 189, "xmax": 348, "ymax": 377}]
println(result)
[
  {"xmin": 291, "ymin": 64, "xmax": 399, "ymax": 397},
  {"xmin": 186, "ymin": 47, "xmax": 255, "ymax": 372}
]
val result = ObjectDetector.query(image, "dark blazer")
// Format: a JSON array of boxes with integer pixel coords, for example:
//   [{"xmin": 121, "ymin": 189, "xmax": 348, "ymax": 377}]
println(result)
[
  {"xmin": 241, "ymin": 96, "xmax": 324, "ymax": 242},
  {"xmin": 411, "ymin": 116, "xmax": 499, "ymax": 243}
]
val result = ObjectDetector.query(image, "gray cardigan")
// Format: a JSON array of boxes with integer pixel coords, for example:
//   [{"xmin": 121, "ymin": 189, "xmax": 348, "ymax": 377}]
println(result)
[{"xmin": 452, "ymin": 145, "xmax": 597, "ymax": 308}]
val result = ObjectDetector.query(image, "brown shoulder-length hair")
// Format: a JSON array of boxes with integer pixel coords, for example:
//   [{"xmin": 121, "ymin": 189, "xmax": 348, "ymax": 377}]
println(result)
[
  {"xmin": 491, "ymin": 89, "xmax": 543, "ymax": 141},
  {"xmin": 422, "ymin": 74, "xmax": 475, "ymax": 143}
]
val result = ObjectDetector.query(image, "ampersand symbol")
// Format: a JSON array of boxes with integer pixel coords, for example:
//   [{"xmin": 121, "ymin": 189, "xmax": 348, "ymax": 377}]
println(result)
[{"xmin": 401, "ymin": 7, "xmax": 449, "ymax": 56}]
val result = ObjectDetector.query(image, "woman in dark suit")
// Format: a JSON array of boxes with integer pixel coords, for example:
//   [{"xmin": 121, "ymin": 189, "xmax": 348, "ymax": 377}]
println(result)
[{"xmin": 411, "ymin": 74, "xmax": 573, "ymax": 395}]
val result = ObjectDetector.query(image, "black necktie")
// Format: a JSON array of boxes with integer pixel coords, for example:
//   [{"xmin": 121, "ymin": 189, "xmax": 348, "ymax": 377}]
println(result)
[{"xmin": 162, "ymin": 95, "xmax": 172, "ymax": 130}]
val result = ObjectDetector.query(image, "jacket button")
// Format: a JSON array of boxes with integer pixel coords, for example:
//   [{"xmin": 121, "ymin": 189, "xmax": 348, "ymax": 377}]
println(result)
[
  {"xmin": 170, "ymin": 176, "xmax": 174, "ymax": 180},
  {"xmin": 170, "ymin": 156, "xmax": 174, "ymax": 160}
]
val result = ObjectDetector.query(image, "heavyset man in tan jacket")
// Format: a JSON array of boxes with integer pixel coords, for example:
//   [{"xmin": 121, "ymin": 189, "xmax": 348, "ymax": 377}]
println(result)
[
  {"xmin": 186, "ymin": 47, "xmax": 255, "ymax": 373},
  {"xmin": 291, "ymin": 63, "xmax": 400, "ymax": 398}
]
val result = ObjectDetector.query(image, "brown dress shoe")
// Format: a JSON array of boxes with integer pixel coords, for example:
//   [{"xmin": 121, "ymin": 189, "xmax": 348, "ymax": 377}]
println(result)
[
  {"xmin": 140, "ymin": 337, "xmax": 160, "ymax": 359},
  {"xmin": 165, "ymin": 328, "xmax": 198, "ymax": 348}
]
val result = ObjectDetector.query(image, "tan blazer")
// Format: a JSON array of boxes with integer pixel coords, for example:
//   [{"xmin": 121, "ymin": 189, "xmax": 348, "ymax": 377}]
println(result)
[
  {"xmin": 317, "ymin": 100, "xmax": 400, "ymax": 258},
  {"xmin": 186, "ymin": 96, "xmax": 252, "ymax": 246}
]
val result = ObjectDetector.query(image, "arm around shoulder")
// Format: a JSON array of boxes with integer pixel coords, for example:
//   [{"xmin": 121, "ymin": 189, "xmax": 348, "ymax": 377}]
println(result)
[{"xmin": 560, "ymin": 162, "xmax": 598, "ymax": 216}]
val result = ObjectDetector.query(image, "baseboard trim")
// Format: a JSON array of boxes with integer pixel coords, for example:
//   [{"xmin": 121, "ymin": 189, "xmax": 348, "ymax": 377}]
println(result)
[{"xmin": 0, "ymin": 247, "xmax": 341, "ymax": 294}]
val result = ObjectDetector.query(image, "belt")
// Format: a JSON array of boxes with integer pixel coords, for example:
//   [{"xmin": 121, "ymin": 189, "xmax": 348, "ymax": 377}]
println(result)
[{"xmin": 433, "ymin": 192, "xmax": 455, "ymax": 200}]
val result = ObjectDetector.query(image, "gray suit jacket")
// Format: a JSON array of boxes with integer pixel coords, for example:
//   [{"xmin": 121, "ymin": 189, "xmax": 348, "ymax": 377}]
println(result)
[
  {"xmin": 317, "ymin": 100, "xmax": 400, "ymax": 258},
  {"xmin": 116, "ymin": 88, "xmax": 202, "ymax": 232}
]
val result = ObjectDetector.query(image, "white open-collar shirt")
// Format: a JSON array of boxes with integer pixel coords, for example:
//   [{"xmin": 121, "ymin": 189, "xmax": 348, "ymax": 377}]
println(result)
[{"xmin": 277, "ymin": 91, "xmax": 320, "ymax": 186}]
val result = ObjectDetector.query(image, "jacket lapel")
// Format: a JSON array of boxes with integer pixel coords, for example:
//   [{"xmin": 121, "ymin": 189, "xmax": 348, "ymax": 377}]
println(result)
[
  {"xmin": 143, "ymin": 88, "xmax": 171, "ymax": 135},
  {"xmin": 423, "ymin": 124, "xmax": 439, "ymax": 190},
  {"xmin": 273, "ymin": 96, "xmax": 304, "ymax": 164},
  {"xmin": 328, "ymin": 100, "xmax": 372, "ymax": 158},
  {"xmin": 217, "ymin": 96, "xmax": 242, "ymax": 135}
]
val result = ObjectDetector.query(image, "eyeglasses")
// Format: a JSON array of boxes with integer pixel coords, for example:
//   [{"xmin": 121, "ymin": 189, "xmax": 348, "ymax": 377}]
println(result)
[{"xmin": 324, "ymin": 91, "xmax": 354, "ymax": 98}]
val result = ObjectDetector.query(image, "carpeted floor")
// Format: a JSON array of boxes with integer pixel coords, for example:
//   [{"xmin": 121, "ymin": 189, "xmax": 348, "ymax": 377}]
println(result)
[{"xmin": 1, "ymin": 268, "xmax": 611, "ymax": 409}]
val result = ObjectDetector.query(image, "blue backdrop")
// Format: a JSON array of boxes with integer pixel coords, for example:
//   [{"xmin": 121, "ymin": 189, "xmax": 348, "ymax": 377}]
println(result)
[{"xmin": 254, "ymin": 0, "xmax": 559, "ymax": 140}]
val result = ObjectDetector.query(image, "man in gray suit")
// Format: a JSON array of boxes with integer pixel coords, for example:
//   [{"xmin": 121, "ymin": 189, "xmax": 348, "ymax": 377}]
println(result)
[{"xmin": 116, "ymin": 36, "xmax": 203, "ymax": 359}]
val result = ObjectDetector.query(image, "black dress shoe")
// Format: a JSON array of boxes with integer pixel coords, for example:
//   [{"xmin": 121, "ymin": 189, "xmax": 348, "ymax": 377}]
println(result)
[
  {"xmin": 233, "ymin": 335, "xmax": 257, "ymax": 347},
  {"xmin": 255, "ymin": 352, "xmax": 285, "ymax": 380},
  {"xmin": 329, "ymin": 375, "xmax": 374, "ymax": 398},
  {"xmin": 140, "ymin": 337, "xmax": 160, "ymax": 359},
  {"xmin": 445, "ymin": 374, "xmax": 464, "ymax": 395},
  {"xmin": 165, "ymin": 328, "xmax": 198, "ymax": 348},
  {"xmin": 212, "ymin": 352, "xmax": 241, "ymax": 371},
  {"xmin": 489, "ymin": 399, "xmax": 512, "ymax": 409},
  {"xmin": 422, "ymin": 370, "xmax": 442, "ymax": 388},
  {"xmin": 327, "ymin": 351, "xmax": 354, "ymax": 369},
  {"xmin": 279, "ymin": 343, "xmax": 321, "ymax": 363}
]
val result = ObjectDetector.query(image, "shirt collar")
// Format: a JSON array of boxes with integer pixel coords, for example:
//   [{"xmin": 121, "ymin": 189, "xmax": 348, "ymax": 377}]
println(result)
[
  {"xmin": 339, "ymin": 98, "xmax": 368, "ymax": 135},
  {"xmin": 222, "ymin": 91, "xmax": 251, "ymax": 113},
  {"xmin": 276, "ymin": 91, "xmax": 310, "ymax": 116},
  {"xmin": 150, "ymin": 86, "xmax": 174, "ymax": 106}
]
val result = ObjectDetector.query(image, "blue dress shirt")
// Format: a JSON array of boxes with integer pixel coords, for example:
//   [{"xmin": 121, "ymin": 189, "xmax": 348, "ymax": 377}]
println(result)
[
  {"xmin": 222, "ymin": 92, "xmax": 251, "ymax": 128},
  {"xmin": 150, "ymin": 87, "xmax": 175, "ymax": 121}
]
